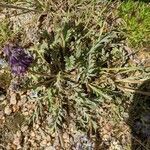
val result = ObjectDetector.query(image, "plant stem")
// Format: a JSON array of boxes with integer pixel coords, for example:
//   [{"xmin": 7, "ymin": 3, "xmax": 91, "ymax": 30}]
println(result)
[{"xmin": 28, "ymin": 69, "xmax": 55, "ymax": 77}]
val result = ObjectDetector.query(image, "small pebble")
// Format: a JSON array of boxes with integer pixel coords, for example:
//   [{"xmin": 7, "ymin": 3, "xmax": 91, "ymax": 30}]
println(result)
[
  {"xmin": 30, "ymin": 131, "xmax": 35, "ymax": 137},
  {"xmin": 21, "ymin": 126, "xmax": 28, "ymax": 132},
  {"xmin": 0, "ymin": 95, "xmax": 6, "ymax": 101},
  {"xmin": 4, "ymin": 105, "xmax": 12, "ymax": 115},
  {"xmin": 36, "ymin": 135, "xmax": 41, "ymax": 141},
  {"xmin": 40, "ymin": 140, "xmax": 47, "ymax": 147},
  {"xmin": 46, "ymin": 142, "xmax": 51, "ymax": 146},
  {"xmin": 23, "ymin": 111, "xmax": 29, "ymax": 116},
  {"xmin": 10, "ymin": 93, "xmax": 17, "ymax": 105}
]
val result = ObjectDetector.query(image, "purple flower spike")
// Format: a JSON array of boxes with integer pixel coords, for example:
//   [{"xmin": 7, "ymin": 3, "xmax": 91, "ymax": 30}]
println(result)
[{"xmin": 3, "ymin": 44, "xmax": 33, "ymax": 76}]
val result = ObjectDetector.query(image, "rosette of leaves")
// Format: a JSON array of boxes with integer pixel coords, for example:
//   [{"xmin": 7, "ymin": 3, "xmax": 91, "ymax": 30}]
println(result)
[{"xmin": 31, "ymin": 18, "xmax": 131, "ymax": 134}]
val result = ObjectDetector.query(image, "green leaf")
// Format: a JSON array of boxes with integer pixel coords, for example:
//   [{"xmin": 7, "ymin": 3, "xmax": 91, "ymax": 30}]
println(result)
[
  {"xmin": 65, "ymin": 55, "xmax": 76, "ymax": 71},
  {"xmin": 89, "ymin": 84, "xmax": 112, "ymax": 101}
]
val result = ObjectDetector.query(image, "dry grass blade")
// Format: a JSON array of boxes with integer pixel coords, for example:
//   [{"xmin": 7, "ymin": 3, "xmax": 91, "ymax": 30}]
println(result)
[
  {"xmin": 131, "ymin": 136, "xmax": 149, "ymax": 150},
  {"xmin": 115, "ymin": 79, "xmax": 148, "ymax": 84},
  {"xmin": 117, "ymin": 85, "xmax": 150, "ymax": 96},
  {"xmin": 0, "ymin": 3, "xmax": 38, "ymax": 12}
]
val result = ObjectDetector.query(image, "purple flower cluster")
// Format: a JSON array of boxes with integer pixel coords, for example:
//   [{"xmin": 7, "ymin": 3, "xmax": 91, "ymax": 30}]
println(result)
[{"xmin": 3, "ymin": 43, "xmax": 33, "ymax": 76}]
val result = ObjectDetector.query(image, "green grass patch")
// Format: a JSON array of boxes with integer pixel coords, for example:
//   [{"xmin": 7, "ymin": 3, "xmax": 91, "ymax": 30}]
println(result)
[
  {"xmin": 0, "ymin": 19, "xmax": 12, "ymax": 47},
  {"xmin": 118, "ymin": 0, "xmax": 150, "ymax": 47}
]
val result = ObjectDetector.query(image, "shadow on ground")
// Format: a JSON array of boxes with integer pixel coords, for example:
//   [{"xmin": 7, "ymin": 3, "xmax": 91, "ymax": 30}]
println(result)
[{"xmin": 128, "ymin": 79, "xmax": 150, "ymax": 150}]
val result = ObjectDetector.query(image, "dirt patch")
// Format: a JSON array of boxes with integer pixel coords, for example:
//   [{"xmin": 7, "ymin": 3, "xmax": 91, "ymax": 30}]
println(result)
[{"xmin": 0, "ymin": 112, "xmax": 25, "ymax": 149}]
